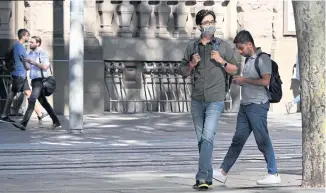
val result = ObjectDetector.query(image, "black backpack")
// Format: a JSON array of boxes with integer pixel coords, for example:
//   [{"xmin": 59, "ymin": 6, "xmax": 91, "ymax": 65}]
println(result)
[
  {"xmin": 4, "ymin": 46, "xmax": 15, "ymax": 72},
  {"xmin": 249, "ymin": 52, "xmax": 283, "ymax": 103}
]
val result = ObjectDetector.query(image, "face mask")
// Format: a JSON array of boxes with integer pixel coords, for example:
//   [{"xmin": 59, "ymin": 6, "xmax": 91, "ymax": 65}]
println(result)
[{"xmin": 200, "ymin": 26, "xmax": 216, "ymax": 36}]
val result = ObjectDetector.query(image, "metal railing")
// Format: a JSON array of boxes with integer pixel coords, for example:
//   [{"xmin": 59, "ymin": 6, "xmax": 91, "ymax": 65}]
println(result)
[
  {"xmin": 104, "ymin": 61, "xmax": 233, "ymax": 113},
  {"xmin": 0, "ymin": 57, "xmax": 25, "ymax": 116}
]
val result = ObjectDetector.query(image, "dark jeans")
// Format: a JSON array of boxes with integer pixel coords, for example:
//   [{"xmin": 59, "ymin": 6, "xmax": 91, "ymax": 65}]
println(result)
[
  {"xmin": 290, "ymin": 79, "xmax": 301, "ymax": 112},
  {"xmin": 191, "ymin": 100, "xmax": 224, "ymax": 182},
  {"xmin": 11, "ymin": 75, "xmax": 30, "ymax": 93},
  {"xmin": 220, "ymin": 102, "xmax": 277, "ymax": 174},
  {"xmin": 21, "ymin": 78, "xmax": 60, "ymax": 126}
]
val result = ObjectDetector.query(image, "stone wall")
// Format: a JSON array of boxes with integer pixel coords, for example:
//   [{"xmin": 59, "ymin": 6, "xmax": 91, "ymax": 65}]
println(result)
[
  {"xmin": 24, "ymin": 0, "xmax": 104, "ymax": 115},
  {"xmin": 236, "ymin": 0, "xmax": 298, "ymax": 113},
  {"xmin": 0, "ymin": 0, "xmax": 299, "ymax": 115},
  {"xmin": 98, "ymin": 1, "xmax": 243, "ymax": 113}
]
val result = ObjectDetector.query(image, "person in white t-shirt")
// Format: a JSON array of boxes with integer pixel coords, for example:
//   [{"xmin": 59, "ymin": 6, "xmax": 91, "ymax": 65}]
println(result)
[{"xmin": 286, "ymin": 54, "xmax": 301, "ymax": 114}]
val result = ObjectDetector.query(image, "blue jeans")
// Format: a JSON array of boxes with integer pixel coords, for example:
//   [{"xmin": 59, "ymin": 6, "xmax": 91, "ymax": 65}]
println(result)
[
  {"xmin": 191, "ymin": 100, "xmax": 224, "ymax": 182},
  {"xmin": 220, "ymin": 102, "xmax": 277, "ymax": 174},
  {"xmin": 293, "ymin": 95, "xmax": 301, "ymax": 104}
]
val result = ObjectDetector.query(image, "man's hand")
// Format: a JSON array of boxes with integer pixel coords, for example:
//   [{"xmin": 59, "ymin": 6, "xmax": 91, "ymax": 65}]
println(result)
[
  {"xmin": 232, "ymin": 75, "xmax": 246, "ymax": 86},
  {"xmin": 211, "ymin": 50, "xmax": 224, "ymax": 64},
  {"xmin": 23, "ymin": 58, "xmax": 33, "ymax": 64},
  {"xmin": 190, "ymin": 53, "xmax": 201, "ymax": 68}
]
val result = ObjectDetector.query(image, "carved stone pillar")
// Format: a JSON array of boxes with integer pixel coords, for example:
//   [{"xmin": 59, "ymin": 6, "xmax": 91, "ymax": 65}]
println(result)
[
  {"xmin": 154, "ymin": 1, "xmax": 171, "ymax": 38},
  {"xmin": 15, "ymin": 1, "xmax": 24, "ymax": 32},
  {"xmin": 117, "ymin": 1, "xmax": 134, "ymax": 37},
  {"xmin": 97, "ymin": 1, "xmax": 117, "ymax": 36},
  {"xmin": 173, "ymin": 1, "xmax": 189, "ymax": 38},
  {"xmin": 137, "ymin": 1, "xmax": 154, "ymax": 38},
  {"xmin": 53, "ymin": 1, "xmax": 64, "ymax": 37},
  {"xmin": 212, "ymin": 3, "xmax": 224, "ymax": 37},
  {"xmin": 190, "ymin": 7, "xmax": 196, "ymax": 38},
  {"xmin": 191, "ymin": 4, "xmax": 204, "ymax": 38},
  {"xmin": 0, "ymin": 2, "xmax": 14, "ymax": 36}
]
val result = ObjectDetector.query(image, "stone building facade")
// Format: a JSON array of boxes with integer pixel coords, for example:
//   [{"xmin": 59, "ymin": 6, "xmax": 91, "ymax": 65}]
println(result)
[{"xmin": 0, "ymin": 1, "xmax": 298, "ymax": 115}]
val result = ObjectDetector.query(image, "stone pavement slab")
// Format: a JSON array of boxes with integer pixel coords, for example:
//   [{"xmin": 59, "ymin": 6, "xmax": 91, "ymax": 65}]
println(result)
[{"xmin": 0, "ymin": 112, "xmax": 321, "ymax": 192}]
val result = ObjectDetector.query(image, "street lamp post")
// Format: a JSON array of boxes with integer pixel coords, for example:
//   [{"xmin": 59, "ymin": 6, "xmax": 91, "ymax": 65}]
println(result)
[{"xmin": 69, "ymin": 0, "xmax": 84, "ymax": 134}]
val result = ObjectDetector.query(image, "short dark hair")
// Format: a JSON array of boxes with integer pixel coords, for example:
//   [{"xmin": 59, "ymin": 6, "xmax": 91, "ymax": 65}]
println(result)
[
  {"xmin": 17, "ymin": 29, "xmax": 29, "ymax": 40},
  {"xmin": 195, "ymin": 9, "xmax": 216, "ymax": 25},
  {"xmin": 233, "ymin": 30, "xmax": 255, "ymax": 46},
  {"xmin": 31, "ymin": 36, "xmax": 42, "ymax": 46}
]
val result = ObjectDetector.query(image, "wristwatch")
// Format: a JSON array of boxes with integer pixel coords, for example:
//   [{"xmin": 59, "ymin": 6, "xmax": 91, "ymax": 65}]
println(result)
[{"xmin": 223, "ymin": 61, "xmax": 228, "ymax": 68}]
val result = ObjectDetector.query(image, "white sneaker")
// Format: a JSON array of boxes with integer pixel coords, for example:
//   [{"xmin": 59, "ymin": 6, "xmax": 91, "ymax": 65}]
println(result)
[
  {"xmin": 213, "ymin": 169, "xmax": 227, "ymax": 184},
  {"xmin": 285, "ymin": 102, "xmax": 293, "ymax": 114},
  {"xmin": 256, "ymin": 174, "xmax": 281, "ymax": 185}
]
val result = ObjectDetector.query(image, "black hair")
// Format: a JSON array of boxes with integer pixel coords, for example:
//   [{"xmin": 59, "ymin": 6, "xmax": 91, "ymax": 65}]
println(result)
[
  {"xmin": 17, "ymin": 29, "xmax": 29, "ymax": 40},
  {"xmin": 233, "ymin": 30, "xmax": 255, "ymax": 46},
  {"xmin": 31, "ymin": 36, "xmax": 42, "ymax": 46},
  {"xmin": 195, "ymin": 9, "xmax": 216, "ymax": 25}
]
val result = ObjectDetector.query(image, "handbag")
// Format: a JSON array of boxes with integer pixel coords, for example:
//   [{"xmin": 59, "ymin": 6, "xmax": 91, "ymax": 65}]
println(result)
[{"xmin": 39, "ymin": 52, "xmax": 56, "ymax": 96}]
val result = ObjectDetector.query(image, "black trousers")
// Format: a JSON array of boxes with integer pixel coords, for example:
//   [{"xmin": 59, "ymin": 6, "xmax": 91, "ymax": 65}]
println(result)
[{"xmin": 21, "ymin": 78, "xmax": 60, "ymax": 126}]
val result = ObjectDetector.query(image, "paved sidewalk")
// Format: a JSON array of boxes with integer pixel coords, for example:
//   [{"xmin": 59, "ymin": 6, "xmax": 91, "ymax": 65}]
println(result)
[{"xmin": 0, "ymin": 112, "xmax": 324, "ymax": 192}]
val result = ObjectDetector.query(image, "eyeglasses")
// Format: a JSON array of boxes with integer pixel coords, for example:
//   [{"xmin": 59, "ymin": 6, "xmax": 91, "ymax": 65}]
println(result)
[{"xmin": 201, "ymin": 20, "xmax": 216, "ymax": 26}]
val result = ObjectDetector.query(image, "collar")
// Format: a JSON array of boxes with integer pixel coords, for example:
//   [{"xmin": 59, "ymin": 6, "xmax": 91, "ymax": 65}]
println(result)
[
  {"xmin": 251, "ymin": 47, "xmax": 262, "ymax": 59},
  {"xmin": 195, "ymin": 36, "xmax": 220, "ymax": 45}
]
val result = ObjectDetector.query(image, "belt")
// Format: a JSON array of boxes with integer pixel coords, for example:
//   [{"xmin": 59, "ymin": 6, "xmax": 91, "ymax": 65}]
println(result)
[
  {"xmin": 32, "ymin": 77, "xmax": 43, "ymax": 80},
  {"xmin": 12, "ymin": 75, "xmax": 26, "ymax": 79}
]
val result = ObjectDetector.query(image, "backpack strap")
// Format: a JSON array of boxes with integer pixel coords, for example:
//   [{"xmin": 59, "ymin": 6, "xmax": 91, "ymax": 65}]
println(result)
[
  {"xmin": 254, "ymin": 52, "xmax": 270, "ymax": 92},
  {"xmin": 254, "ymin": 52, "xmax": 270, "ymax": 78},
  {"xmin": 245, "ymin": 57, "xmax": 249, "ymax": 64},
  {"xmin": 212, "ymin": 38, "xmax": 231, "ymax": 93},
  {"xmin": 38, "ymin": 51, "xmax": 53, "ymax": 78},
  {"xmin": 212, "ymin": 37, "xmax": 222, "ymax": 51},
  {"xmin": 193, "ymin": 37, "xmax": 221, "ymax": 53},
  {"xmin": 192, "ymin": 38, "xmax": 200, "ymax": 54},
  {"xmin": 190, "ymin": 39, "xmax": 200, "ymax": 83}
]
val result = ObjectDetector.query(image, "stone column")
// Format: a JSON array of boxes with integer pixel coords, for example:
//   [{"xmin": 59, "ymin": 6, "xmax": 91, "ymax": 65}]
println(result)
[
  {"xmin": 181, "ymin": 1, "xmax": 195, "ymax": 38},
  {"xmin": 137, "ymin": 0, "xmax": 154, "ymax": 38},
  {"xmin": 224, "ymin": 0, "xmax": 237, "ymax": 39},
  {"xmin": 97, "ymin": 1, "xmax": 117, "ymax": 36},
  {"xmin": 117, "ymin": 1, "xmax": 134, "ymax": 37},
  {"xmin": 154, "ymin": 1, "xmax": 171, "ymax": 38},
  {"xmin": 15, "ymin": 1, "xmax": 25, "ymax": 32},
  {"xmin": 191, "ymin": 3, "xmax": 204, "ymax": 38},
  {"xmin": 69, "ymin": 0, "xmax": 84, "ymax": 134},
  {"xmin": 0, "ymin": 2, "xmax": 14, "ymax": 36},
  {"xmin": 173, "ymin": 1, "xmax": 190, "ymax": 38},
  {"xmin": 212, "ymin": 3, "xmax": 224, "ymax": 37}
]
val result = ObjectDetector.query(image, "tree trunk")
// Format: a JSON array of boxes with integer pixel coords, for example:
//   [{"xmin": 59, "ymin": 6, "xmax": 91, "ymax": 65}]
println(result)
[{"xmin": 292, "ymin": 0, "xmax": 326, "ymax": 188}]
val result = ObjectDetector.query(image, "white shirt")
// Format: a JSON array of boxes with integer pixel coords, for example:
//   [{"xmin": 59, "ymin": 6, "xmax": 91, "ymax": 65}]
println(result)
[{"xmin": 26, "ymin": 47, "xmax": 51, "ymax": 80}]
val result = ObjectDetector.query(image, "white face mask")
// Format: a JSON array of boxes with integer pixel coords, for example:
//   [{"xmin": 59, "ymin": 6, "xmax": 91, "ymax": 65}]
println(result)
[{"xmin": 200, "ymin": 26, "xmax": 216, "ymax": 36}]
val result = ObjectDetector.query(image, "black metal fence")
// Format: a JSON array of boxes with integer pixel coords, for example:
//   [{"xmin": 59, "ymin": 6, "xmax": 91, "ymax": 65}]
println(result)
[
  {"xmin": 104, "ymin": 61, "xmax": 233, "ymax": 113},
  {"xmin": 0, "ymin": 57, "xmax": 25, "ymax": 116}
]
